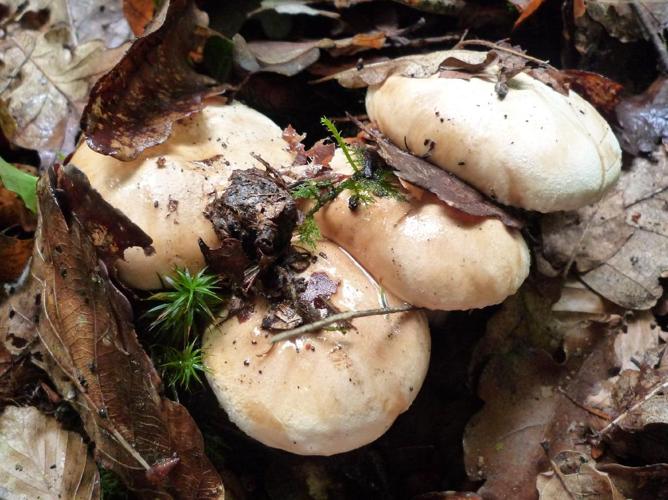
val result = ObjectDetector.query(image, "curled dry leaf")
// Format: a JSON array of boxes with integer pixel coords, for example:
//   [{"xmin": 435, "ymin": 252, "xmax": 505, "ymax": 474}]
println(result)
[
  {"xmin": 541, "ymin": 148, "xmax": 668, "ymax": 310},
  {"xmin": 560, "ymin": 69, "xmax": 624, "ymax": 118},
  {"xmin": 233, "ymin": 26, "xmax": 406, "ymax": 78},
  {"xmin": 597, "ymin": 463, "xmax": 668, "ymax": 500},
  {"xmin": 615, "ymin": 76, "xmax": 668, "ymax": 155},
  {"xmin": 0, "ymin": 406, "xmax": 99, "ymax": 500},
  {"xmin": 536, "ymin": 451, "xmax": 624, "ymax": 500},
  {"xmin": 0, "ymin": 3, "xmax": 129, "ymax": 165},
  {"xmin": 30, "ymin": 172, "xmax": 224, "ymax": 497},
  {"xmin": 81, "ymin": 0, "xmax": 229, "ymax": 161},
  {"xmin": 319, "ymin": 50, "xmax": 447, "ymax": 88},
  {"xmin": 57, "ymin": 164, "xmax": 154, "ymax": 265},
  {"xmin": 357, "ymin": 121, "xmax": 523, "ymax": 228}
]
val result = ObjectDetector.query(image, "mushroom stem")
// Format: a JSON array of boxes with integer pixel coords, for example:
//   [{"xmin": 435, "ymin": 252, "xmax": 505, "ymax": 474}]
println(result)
[
  {"xmin": 269, "ymin": 304, "xmax": 419, "ymax": 344},
  {"xmin": 454, "ymin": 39, "xmax": 551, "ymax": 67}
]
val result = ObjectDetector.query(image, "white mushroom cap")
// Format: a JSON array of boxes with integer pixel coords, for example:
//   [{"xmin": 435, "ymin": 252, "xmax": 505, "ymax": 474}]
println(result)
[
  {"xmin": 69, "ymin": 100, "xmax": 295, "ymax": 289},
  {"xmin": 203, "ymin": 239, "xmax": 431, "ymax": 455},
  {"xmin": 365, "ymin": 49, "xmax": 622, "ymax": 212},
  {"xmin": 315, "ymin": 149, "xmax": 530, "ymax": 310}
]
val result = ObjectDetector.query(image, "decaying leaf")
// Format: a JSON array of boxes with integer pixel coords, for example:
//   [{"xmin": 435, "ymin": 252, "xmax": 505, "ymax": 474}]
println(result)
[
  {"xmin": 536, "ymin": 452, "xmax": 624, "ymax": 500},
  {"xmin": 81, "ymin": 0, "xmax": 228, "ymax": 161},
  {"xmin": 541, "ymin": 148, "xmax": 668, "ymax": 310},
  {"xmin": 560, "ymin": 69, "xmax": 624, "ymax": 118},
  {"xmin": 57, "ymin": 165, "xmax": 154, "ymax": 265},
  {"xmin": 30, "ymin": 172, "xmax": 224, "ymax": 497},
  {"xmin": 465, "ymin": 347, "xmax": 562, "ymax": 499},
  {"xmin": 466, "ymin": 276, "xmax": 666, "ymax": 499},
  {"xmin": 357, "ymin": 121, "xmax": 523, "ymax": 228},
  {"xmin": 233, "ymin": 24, "xmax": 416, "ymax": 77},
  {"xmin": 615, "ymin": 76, "xmax": 668, "ymax": 155},
  {"xmin": 0, "ymin": 405, "xmax": 99, "ymax": 499},
  {"xmin": 597, "ymin": 463, "xmax": 668, "ymax": 500},
  {"xmin": 0, "ymin": 14, "xmax": 128, "ymax": 165},
  {"xmin": 585, "ymin": 2, "xmax": 668, "ymax": 43},
  {"xmin": 320, "ymin": 50, "xmax": 447, "ymax": 88},
  {"xmin": 0, "ymin": 235, "xmax": 33, "ymax": 283}
]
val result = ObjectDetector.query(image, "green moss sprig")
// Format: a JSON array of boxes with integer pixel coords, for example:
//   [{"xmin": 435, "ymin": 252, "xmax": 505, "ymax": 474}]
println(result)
[
  {"xmin": 146, "ymin": 267, "xmax": 222, "ymax": 390},
  {"xmin": 293, "ymin": 117, "xmax": 402, "ymax": 249}
]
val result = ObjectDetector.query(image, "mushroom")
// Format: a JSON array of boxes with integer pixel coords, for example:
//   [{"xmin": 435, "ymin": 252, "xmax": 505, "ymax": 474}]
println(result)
[
  {"xmin": 203, "ymin": 239, "xmax": 431, "ymax": 456},
  {"xmin": 364, "ymin": 49, "xmax": 622, "ymax": 212},
  {"xmin": 315, "ymin": 149, "xmax": 530, "ymax": 310},
  {"xmin": 69, "ymin": 99, "xmax": 294, "ymax": 289}
]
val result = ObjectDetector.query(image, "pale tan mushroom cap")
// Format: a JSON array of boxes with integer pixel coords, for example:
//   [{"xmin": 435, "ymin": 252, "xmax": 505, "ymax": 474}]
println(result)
[
  {"xmin": 315, "ymin": 149, "xmax": 530, "ymax": 310},
  {"xmin": 203, "ymin": 240, "xmax": 431, "ymax": 455},
  {"xmin": 69, "ymin": 100, "xmax": 295, "ymax": 289},
  {"xmin": 365, "ymin": 50, "xmax": 622, "ymax": 212}
]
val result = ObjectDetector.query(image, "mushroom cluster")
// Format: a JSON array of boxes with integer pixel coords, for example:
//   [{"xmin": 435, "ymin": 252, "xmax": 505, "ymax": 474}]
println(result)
[{"xmin": 68, "ymin": 48, "xmax": 621, "ymax": 456}]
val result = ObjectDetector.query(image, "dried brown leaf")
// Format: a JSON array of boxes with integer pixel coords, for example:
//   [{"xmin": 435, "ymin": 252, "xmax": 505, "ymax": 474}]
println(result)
[
  {"xmin": 31, "ymin": 173, "xmax": 224, "ymax": 498},
  {"xmin": 541, "ymin": 149, "xmax": 668, "ymax": 310},
  {"xmin": 560, "ymin": 69, "xmax": 624, "ymax": 117},
  {"xmin": 315, "ymin": 50, "xmax": 446, "ymax": 88},
  {"xmin": 0, "ymin": 405, "xmax": 99, "ymax": 499},
  {"xmin": 464, "ymin": 348, "xmax": 562, "ymax": 499},
  {"xmin": 360, "ymin": 123, "xmax": 523, "ymax": 228},
  {"xmin": 57, "ymin": 164, "xmax": 154, "ymax": 265},
  {"xmin": 536, "ymin": 452, "xmax": 624, "ymax": 500},
  {"xmin": 598, "ymin": 463, "xmax": 668, "ymax": 500},
  {"xmin": 81, "ymin": 0, "xmax": 228, "ymax": 161},
  {"xmin": 585, "ymin": 2, "xmax": 668, "ymax": 43},
  {"xmin": 465, "ymin": 279, "xmax": 634, "ymax": 499},
  {"xmin": 123, "ymin": 0, "xmax": 156, "ymax": 36},
  {"xmin": 233, "ymin": 27, "xmax": 397, "ymax": 77},
  {"xmin": 615, "ymin": 76, "xmax": 668, "ymax": 155},
  {"xmin": 0, "ymin": 235, "xmax": 33, "ymax": 283},
  {"xmin": 0, "ymin": 22, "xmax": 128, "ymax": 165}
]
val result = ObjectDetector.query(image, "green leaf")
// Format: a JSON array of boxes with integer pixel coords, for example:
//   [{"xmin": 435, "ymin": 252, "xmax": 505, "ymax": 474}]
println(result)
[{"xmin": 0, "ymin": 156, "xmax": 37, "ymax": 213}]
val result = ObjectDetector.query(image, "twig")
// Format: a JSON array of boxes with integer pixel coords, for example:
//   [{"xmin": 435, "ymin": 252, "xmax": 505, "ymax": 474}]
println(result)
[
  {"xmin": 557, "ymin": 387, "xmax": 612, "ymax": 421},
  {"xmin": 596, "ymin": 379, "xmax": 668, "ymax": 438},
  {"xmin": 270, "ymin": 304, "xmax": 418, "ymax": 343},
  {"xmin": 631, "ymin": 1, "xmax": 668, "ymax": 73},
  {"xmin": 454, "ymin": 39, "xmax": 551, "ymax": 67}
]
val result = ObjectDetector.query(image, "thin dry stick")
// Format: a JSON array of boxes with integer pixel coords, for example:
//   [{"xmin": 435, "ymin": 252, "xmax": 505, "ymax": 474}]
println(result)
[
  {"xmin": 597, "ymin": 379, "xmax": 668, "ymax": 438},
  {"xmin": 454, "ymin": 39, "xmax": 551, "ymax": 67},
  {"xmin": 270, "ymin": 304, "xmax": 418, "ymax": 343},
  {"xmin": 557, "ymin": 386, "xmax": 612, "ymax": 421}
]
